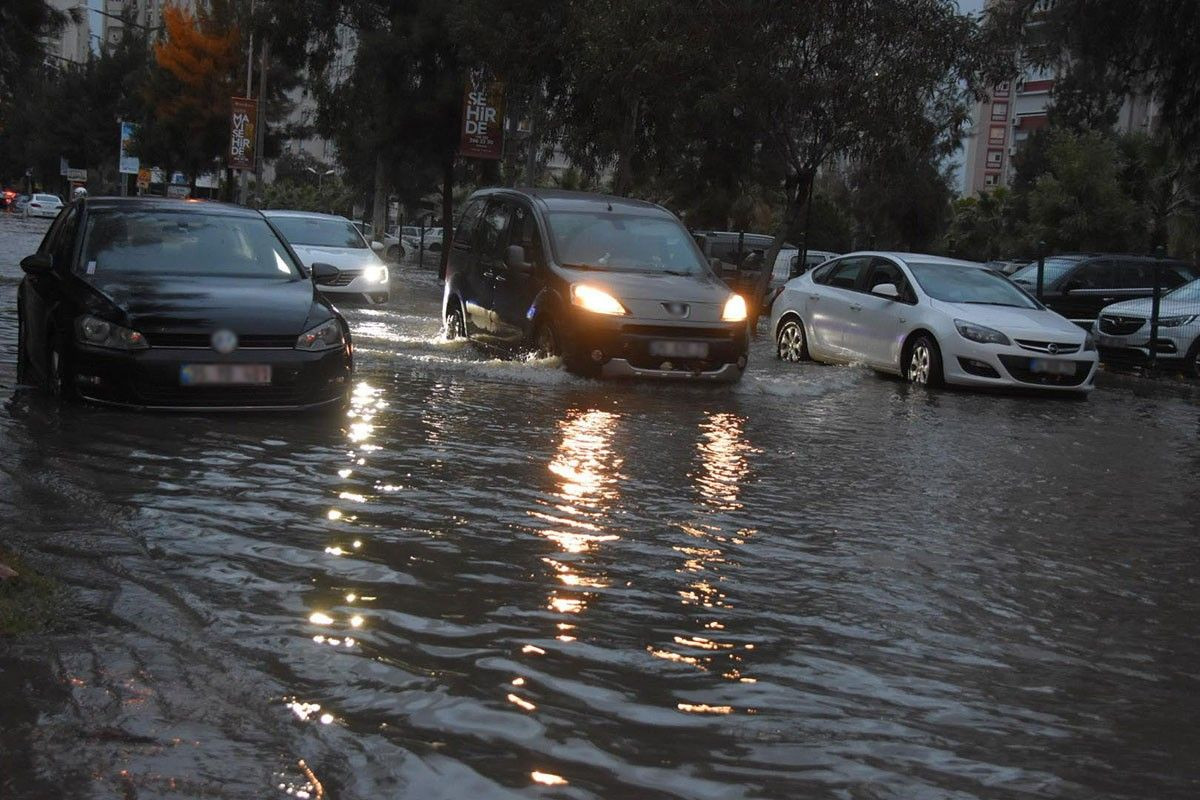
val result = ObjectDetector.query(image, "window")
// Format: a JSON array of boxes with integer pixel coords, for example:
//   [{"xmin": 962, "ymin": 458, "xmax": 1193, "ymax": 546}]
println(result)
[
  {"xmin": 866, "ymin": 258, "xmax": 914, "ymax": 303},
  {"xmin": 270, "ymin": 216, "xmax": 366, "ymax": 249},
  {"xmin": 816, "ymin": 257, "xmax": 870, "ymax": 290},
  {"xmin": 991, "ymin": 102, "xmax": 1009, "ymax": 121},
  {"xmin": 509, "ymin": 204, "xmax": 544, "ymax": 268},
  {"xmin": 452, "ymin": 199, "xmax": 485, "ymax": 252},
  {"xmin": 995, "ymin": 81, "xmax": 1011, "ymax": 97},
  {"xmin": 988, "ymin": 126, "xmax": 1006, "ymax": 144},
  {"xmin": 543, "ymin": 211, "xmax": 705, "ymax": 275},
  {"xmin": 907, "ymin": 263, "xmax": 1039, "ymax": 308},
  {"xmin": 984, "ymin": 174, "xmax": 998, "ymax": 186},
  {"xmin": 52, "ymin": 208, "xmax": 80, "ymax": 270},
  {"xmin": 986, "ymin": 150, "xmax": 1004, "ymax": 167},
  {"xmin": 1065, "ymin": 260, "xmax": 1114, "ymax": 290},
  {"xmin": 1112, "ymin": 261, "xmax": 1153, "ymax": 289},
  {"xmin": 477, "ymin": 201, "xmax": 513, "ymax": 263}
]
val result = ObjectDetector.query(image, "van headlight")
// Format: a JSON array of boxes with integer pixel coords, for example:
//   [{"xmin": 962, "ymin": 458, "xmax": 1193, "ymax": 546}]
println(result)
[
  {"xmin": 954, "ymin": 319, "xmax": 1011, "ymax": 345},
  {"xmin": 75, "ymin": 314, "xmax": 148, "ymax": 350},
  {"xmin": 722, "ymin": 294, "xmax": 748, "ymax": 322},
  {"xmin": 364, "ymin": 265, "xmax": 388, "ymax": 284},
  {"xmin": 296, "ymin": 318, "xmax": 345, "ymax": 351},
  {"xmin": 571, "ymin": 284, "xmax": 628, "ymax": 316}
]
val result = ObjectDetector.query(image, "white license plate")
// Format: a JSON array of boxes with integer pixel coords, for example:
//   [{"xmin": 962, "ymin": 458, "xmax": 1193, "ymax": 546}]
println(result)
[
  {"xmin": 648, "ymin": 340, "xmax": 709, "ymax": 359},
  {"xmin": 1029, "ymin": 358, "xmax": 1075, "ymax": 376},
  {"xmin": 1096, "ymin": 334, "xmax": 1123, "ymax": 347},
  {"xmin": 180, "ymin": 364, "xmax": 272, "ymax": 385}
]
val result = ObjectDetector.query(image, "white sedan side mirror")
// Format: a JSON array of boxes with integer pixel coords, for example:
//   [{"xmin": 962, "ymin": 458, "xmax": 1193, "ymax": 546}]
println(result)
[
  {"xmin": 370, "ymin": 241, "xmax": 385, "ymax": 253},
  {"xmin": 872, "ymin": 283, "xmax": 900, "ymax": 299}
]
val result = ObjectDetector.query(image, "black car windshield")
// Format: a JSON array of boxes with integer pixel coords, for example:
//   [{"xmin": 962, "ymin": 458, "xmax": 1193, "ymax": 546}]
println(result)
[
  {"xmin": 1010, "ymin": 257, "xmax": 1081, "ymax": 286},
  {"xmin": 908, "ymin": 262, "xmax": 1040, "ymax": 308},
  {"xmin": 545, "ymin": 211, "xmax": 706, "ymax": 274},
  {"xmin": 80, "ymin": 211, "xmax": 301, "ymax": 279},
  {"xmin": 272, "ymin": 216, "xmax": 366, "ymax": 249},
  {"xmin": 1166, "ymin": 277, "xmax": 1200, "ymax": 302}
]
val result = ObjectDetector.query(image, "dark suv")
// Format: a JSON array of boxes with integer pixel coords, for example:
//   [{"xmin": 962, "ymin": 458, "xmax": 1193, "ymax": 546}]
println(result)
[
  {"xmin": 442, "ymin": 189, "xmax": 750, "ymax": 381},
  {"xmin": 1010, "ymin": 255, "xmax": 1199, "ymax": 327}
]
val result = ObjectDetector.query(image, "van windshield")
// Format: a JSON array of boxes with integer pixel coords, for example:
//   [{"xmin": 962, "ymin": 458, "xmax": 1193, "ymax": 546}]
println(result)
[{"xmin": 545, "ymin": 211, "xmax": 706, "ymax": 275}]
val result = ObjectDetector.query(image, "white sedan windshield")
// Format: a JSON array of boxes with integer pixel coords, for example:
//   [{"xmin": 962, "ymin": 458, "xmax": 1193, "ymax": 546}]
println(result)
[{"xmin": 908, "ymin": 262, "xmax": 1040, "ymax": 308}]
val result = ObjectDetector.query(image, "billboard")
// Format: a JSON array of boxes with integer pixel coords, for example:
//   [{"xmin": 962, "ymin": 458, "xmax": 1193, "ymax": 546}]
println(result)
[
  {"xmin": 119, "ymin": 121, "xmax": 140, "ymax": 175},
  {"xmin": 229, "ymin": 97, "xmax": 257, "ymax": 170},
  {"xmin": 459, "ymin": 74, "xmax": 504, "ymax": 160}
]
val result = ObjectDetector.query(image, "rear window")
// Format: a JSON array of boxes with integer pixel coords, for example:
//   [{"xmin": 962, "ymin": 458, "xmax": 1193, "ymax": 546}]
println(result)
[
  {"xmin": 34, "ymin": 194, "xmax": 60, "ymax": 203},
  {"xmin": 271, "ymin": 216, "xmax": 366, "ymax": 249},
  {"xmin": 80, "ymin": 210, "xmax": 302, "ymax": 279}
]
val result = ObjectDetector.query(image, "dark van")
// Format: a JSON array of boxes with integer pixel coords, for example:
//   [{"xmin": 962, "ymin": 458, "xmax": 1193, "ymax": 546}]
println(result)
[
  {"xmin": 442, "ymin": 189, "xmax": 750, "ymax": 380},
  {"xmin": 1009, "ymin": 254, "xmax": 1199, "ymax": 327}
]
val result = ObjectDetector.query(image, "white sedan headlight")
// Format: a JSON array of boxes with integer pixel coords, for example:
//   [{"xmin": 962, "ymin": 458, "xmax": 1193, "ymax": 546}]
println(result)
[
  {"xmin": 954, "ymin": 319, "xmax": 1011, "ymax": 346},
  {"xmin": 295, "ymin": 319, "xmax": 345, "ymax": 351},
  {"xmin": 364, "ymin": 265, "xmax": 388, "ymax": 284},
  {"xmin": 75, "ymin": 314, "xmax": 148, "ymax": 350},
  {"xmin": 721, "ymin": 294, "xmax": 748, "ymax": 322}
]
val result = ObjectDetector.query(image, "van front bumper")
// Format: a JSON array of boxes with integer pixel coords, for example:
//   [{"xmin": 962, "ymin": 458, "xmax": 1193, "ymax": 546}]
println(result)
[{"xmin": 567, "ymin": 317, "xmax": 749, "ymax": 381}]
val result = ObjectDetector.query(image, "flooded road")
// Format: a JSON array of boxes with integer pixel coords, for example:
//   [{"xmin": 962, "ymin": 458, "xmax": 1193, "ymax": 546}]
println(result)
[{"xmin": 2, "ymin": 213, "xmax": 1199, "ymax": 799}]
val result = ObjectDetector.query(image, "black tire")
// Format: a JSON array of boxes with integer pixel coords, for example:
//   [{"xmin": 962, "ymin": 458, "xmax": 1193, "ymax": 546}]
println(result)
[
  {"xmin": 1185, "ymin": 338, "xmax": 1200, "ymax": 380},
  {"xmin": 535, "ymin": 318, "xmax": 596, "ymax": 377},
  {"xmin": 444, "ymin": 302, "xmax": 466, "ymax": 341},
  {"xmin": 776, "ymin": 317, "xmax": 808, "ymax": 362},
  {"xmin": 16, "ymin": 305, "xmax": 33, "ymax": 385},
  {"xmin": 46, "ymin": 334, "xmax": 77, "ymax": 400},
  {"xmin": 905, "ymin": 333, "xmax": 944, "ymax": 387}
]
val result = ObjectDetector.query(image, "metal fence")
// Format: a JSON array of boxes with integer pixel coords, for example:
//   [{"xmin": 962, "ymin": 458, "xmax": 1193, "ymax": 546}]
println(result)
[{"xmin": 1023, "ymin": 245, "xmax": 1200, "ymax": 377}]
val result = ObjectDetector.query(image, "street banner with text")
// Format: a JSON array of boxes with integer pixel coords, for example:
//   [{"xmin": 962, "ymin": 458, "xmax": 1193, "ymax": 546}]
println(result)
[
  {"xmin": 119, "ymin": 122, "xmax": 140, "ymax": 175},
  {"xmin": 229, "ymin": 97, "xmax": 257, "ymax": 170},
  {"xmin": 459, "ymin": 76, "xmax": 504, "ymax": 160}
]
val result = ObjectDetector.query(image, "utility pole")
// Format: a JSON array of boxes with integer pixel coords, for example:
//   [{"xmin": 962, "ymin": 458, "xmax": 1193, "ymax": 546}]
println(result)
[
  {"xmin": 253, "ymin": 37, "xmax": 268, "ymax": 202},
  {"xmin": 239, "ymin": 0, "xmax": 255, "ymax": 205}
]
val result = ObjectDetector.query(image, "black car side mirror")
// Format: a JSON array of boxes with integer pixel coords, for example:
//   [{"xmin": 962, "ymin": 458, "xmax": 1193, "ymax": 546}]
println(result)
[
  {"xmin": 311, "ymin": 262, "xmax": 340, "ymax": 285},
  {"xmin": 20, "ymin": 253, "xmax": 53, "ymax": 275},
  {"xmin": 505, "ymin": 244, "xmax": 533, "ymax": 274}
]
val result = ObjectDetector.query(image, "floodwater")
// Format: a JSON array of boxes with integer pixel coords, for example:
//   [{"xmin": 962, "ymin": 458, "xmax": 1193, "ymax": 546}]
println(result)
[{"xmin": 1, "ymin": 213, "xmax": 1199, "ymax": 799}]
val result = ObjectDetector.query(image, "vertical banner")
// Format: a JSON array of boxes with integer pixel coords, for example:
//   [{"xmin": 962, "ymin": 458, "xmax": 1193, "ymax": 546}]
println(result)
[
  {"xmin": 118, "ymin": 121, "xmax": 140, "ymax": 175},
  {"xmin": 459, "ymin": 72, "xmax": 505, "ymax": 160},
  {"xmin": 229, "ymin": 97, "xmax": 258, "ymax": 170}
]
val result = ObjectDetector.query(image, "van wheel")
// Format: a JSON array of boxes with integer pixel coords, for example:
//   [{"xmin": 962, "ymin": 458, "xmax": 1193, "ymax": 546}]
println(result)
[
  {"xmin": 905, "ymin": 334, "xmax": 944, "ymax": 387},
  {"xmin": 535, "ymin": 322, "xmax": 560, "ymax": 358},
  {"xmin": 444, "ymin": 302, "xmax": 466, "ymax": 341},
  {"xmin": 776, "ymin": 318, "xmax": 808, "ymax": 362},
  {"xmin": 535, "ymin": 319, "xmax": 596, "ymax": 377}
]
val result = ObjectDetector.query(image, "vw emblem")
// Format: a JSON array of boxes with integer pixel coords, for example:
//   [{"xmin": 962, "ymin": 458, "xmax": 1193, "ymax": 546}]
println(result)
[
  {"xmin": 1047, "ymin": 343, "xmax": 1060, "ymax": 355},
  {"xmin": 211, "ymin": 329, "xmax": 239, "ymax": 354}
]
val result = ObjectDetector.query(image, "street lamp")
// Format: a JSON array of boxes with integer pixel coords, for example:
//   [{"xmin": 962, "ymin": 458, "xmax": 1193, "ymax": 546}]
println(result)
[{"xmin": 305, "ymin": 167, "xmax": 336, "ymax": 190}]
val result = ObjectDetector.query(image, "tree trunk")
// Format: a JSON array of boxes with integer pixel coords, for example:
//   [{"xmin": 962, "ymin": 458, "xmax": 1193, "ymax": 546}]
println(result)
[
  {"xmin": 749, "ymin": 170, "xmax": 814, "ymax": 332},
  {"xmin": 612, "ymin": 97, "xmax": 641, "ymax": 196},
  {"xmin": 371, "ymin": 152, "xmax": 388, "ymax": 242},
  {"xmin": 439, "ymin": 152, "xmax": 454, "ymax": 281}
]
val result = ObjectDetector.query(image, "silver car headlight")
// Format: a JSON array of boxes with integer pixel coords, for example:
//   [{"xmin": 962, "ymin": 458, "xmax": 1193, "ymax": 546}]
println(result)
[
  {"xmin": 75, "ymin": 314, "xmax": 148, "ymax": 350},
  {"xmin": 364, "ymin": 265, "xmax": 388, "ymax": 284},
  {"xmin": 1157, "ymin": 315, "xmax": 1197, "ymax": 327},
  {"xmin": 954, "ymin": 319, "xmax": 1011, "ymax": 346},
  {"xmin": 295, "ymin": 318, "xmax": 345, "ymax": 351}
]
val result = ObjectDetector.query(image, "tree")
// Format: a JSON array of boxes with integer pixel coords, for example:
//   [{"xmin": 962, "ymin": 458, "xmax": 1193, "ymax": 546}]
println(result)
[{"xmin": 0, "ymin": 0, "xmax": 74, "ymax": 106}]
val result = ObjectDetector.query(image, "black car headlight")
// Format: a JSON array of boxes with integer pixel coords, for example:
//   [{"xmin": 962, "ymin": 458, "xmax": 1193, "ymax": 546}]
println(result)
[
  {"xmin": 296, "ymin": 319, "xmax": 345, "ymax": 351},
  {"xmin": 954, "ymin": 319, "xmax": 1011, "ymax": 346},
  {"xmin": 75, "ymin": 314, "xmax": 148, "ymax": 350}
]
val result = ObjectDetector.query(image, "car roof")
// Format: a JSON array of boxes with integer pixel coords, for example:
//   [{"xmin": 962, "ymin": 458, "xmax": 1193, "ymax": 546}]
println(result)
[
  {"xmin": 82, "ymin": 196, "xmax": 263, "ymax": 217},
  {"xmin": 846, "ymin": 251, "xmax": 990, "ymax": 270},
  {"xmin": 471, "ymin": 187, "xmax": 678, "ymax": 219},
  {"xmin": 261, "ymin": 209, "xmax": 351, "ymax": 221}
]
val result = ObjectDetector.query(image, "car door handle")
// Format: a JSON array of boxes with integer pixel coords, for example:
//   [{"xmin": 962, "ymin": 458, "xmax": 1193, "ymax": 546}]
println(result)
[
  {"xmin": 808, "ymin": 294, "xmax": 821, "ymax": 301},
  {"xmin": 849, "ymin": 304, "xmax": 862, "ymax": 312}
]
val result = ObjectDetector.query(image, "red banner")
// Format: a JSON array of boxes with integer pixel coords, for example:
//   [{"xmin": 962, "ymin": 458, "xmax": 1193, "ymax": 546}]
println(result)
[
  {"xmin": 229, "ymin": 97, "xmax": 257, "ymax": 170},
  {"xmin": 459, "ymin": 77, "xmax": 505, "ymax": 160}
]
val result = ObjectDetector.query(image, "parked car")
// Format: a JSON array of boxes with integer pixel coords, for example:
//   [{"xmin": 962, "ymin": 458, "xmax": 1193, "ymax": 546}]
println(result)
[
  {"xmin": 264, "ymin": 210, "xmax": 390, "ymax": 305},
  {"xmin": 692, "ymin": 231, "xmax": 793, "ymax": 299},
  {"xmin": 16, "ymin": 197, "xmax": 353, "ymax": 410},
  {"xmin": 770, "ymin": 252, "xmax": 1098, "ymax": 394},
  {"xmin": 1094, "ymin": 277, "xmax": 1200, "ymax": 376},
  {"xmin": 12, "ymin": 195, "xmax": 32, "ymax": 214},
  {"xmin": 1009, "ymin": 254, "xmax": 1199, "ymax": 328},
  {"xmin": 1, "ymin": 189, "xmax": 17, "ymax": 210},
  {"xmin": 765, "ymin": 248, "xmax": 839, "ymax": 309},
  {"xmin": 444, "ymin": 188, "xmax": 750, "ymax": 380},
  {"xmin": 985, "ymin": 259, "xmax": 1031, "ymax": 275},
  {"xmin": 24, "ymin": 193, "xmax": 64, "ymax": 219}
]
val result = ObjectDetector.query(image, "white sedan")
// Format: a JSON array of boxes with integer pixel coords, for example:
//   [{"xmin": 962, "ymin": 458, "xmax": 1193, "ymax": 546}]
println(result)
[
  {"xmin": 769, "ymin": 252, "xmax": 1099, "ymax": 393},
  {"xmin": 265, "ymin": 211, "xmax": 390, "ymax": 305},
  {"xmin": 24, "ymin": 193, "xmax": 64, "ymax": 219}
]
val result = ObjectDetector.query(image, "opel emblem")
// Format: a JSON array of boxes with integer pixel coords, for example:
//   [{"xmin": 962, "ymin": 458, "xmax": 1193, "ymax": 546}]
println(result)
[
  {"xmin": 662, "ymin": 302, "xmax": 690, "ymax": 318},
  {"xmin": 1047, "ymin": 343, "xmax": 1059, "ymax": 355},
  {"xmin": 211, "ymin": 329, "xmax": 238, "ymax": 354}
]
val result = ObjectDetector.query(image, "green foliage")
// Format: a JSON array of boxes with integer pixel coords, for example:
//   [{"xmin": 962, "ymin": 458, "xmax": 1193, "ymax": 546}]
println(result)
[
  {"xmin": 0, "ymin": 0, "xmax": 73, "ymax": 107},
  {"xmin": 257, "ymin": 178, "xmax": 357, "ymax": 217}
]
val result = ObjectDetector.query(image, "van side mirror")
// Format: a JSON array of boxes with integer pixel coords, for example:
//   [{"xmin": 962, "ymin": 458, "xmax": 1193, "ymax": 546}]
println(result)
[
  {"xmin": 505, "ymin": 244, "xmax": 532, "ymax": 273},
  {"xmin": 311, "ymin": 262, "xmax": 340, "ymax": 285},
  {"xmin": 20, "ymin": 253, "xmax": 53, "ymax": 275},
  {"xmin": 872, "ymin": 283, "xmax": 899, "ymax": 299}
]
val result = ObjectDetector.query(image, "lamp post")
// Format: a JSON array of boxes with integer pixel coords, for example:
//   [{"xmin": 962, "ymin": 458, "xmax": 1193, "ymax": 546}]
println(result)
[{"xmin": 306, "ymin": 167, "xmax": 335, "ymax": 191}]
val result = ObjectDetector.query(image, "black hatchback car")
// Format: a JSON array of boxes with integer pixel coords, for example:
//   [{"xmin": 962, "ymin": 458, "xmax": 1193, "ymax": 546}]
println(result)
[
  {"xmin": 16, "ymin": 197, "xmax": 353, "ymax": 410},
  {"xmin": 1009, "ymin": 254, "xmax": 1199, "ymax": 327},
  {"xmin": 443, "ymin": 189, "xmax": 750, "ymax": 380}
]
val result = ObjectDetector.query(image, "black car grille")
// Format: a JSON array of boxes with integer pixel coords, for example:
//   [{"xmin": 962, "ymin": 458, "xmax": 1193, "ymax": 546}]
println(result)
[
  {"xmin": 998, "ymin": 355, "xmax": 1091, "ymax": 387},
  {"xmin": 1098, "ymin": 315, "xmax": 1146, "ymax": 336},
  {"xmin": 146, "ymin": 333, "xmax": 296, "ymax": 349},
  {"xmin": 1014, "ymin": 339, "xmax": 1081, "ymax": 354},
  {"xmin": 326, "ymin": 270, "xmax": 362, "ymax": 287}
]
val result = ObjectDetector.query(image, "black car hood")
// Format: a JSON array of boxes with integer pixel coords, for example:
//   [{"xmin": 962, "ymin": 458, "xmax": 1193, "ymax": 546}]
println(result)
[{"xmin": 81, "ymin": 275, "xmax": 328, "ymax": 336}]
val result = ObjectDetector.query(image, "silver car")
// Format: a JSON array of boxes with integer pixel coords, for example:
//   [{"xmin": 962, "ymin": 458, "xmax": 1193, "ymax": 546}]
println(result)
[
  {"xmin": 265, "ymin": 211, "xmax": 390, "ymax": 305},
  {"xmin": 1095, "ymin": 277, "xmax": 1200, "ymax": 376}
]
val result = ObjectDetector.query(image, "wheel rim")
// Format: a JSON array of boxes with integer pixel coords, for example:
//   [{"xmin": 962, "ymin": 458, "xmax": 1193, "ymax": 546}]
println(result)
[
  {"xmin": 537, "ymin": 326, "xmax": 558, "ymax": 357},
  {"xmin": 445, "ymin": 309, "xmax": 464, "ymax": 340},
  {"xmin": 909, "ymin": 344, "xmax": 931, "ymax": 384},
  {"xmin": 777, "ymin": 322, "xmax": 804, "ymax": 362}
]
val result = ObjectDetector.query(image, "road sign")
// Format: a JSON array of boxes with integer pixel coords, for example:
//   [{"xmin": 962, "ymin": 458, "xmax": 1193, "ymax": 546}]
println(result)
[{"xmin": 137, "ymin": 168, "xmax": 150, "ymax": 190}]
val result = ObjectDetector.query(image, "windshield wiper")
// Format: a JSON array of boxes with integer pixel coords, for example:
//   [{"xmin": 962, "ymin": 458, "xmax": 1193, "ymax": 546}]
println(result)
[
  {"xmin": 961, "ymin": 301, "xmax": 1027, "ymax": 307},
  {"xmin": 661, "ymin": 269, "xmax": 695, "ymax": 276}
]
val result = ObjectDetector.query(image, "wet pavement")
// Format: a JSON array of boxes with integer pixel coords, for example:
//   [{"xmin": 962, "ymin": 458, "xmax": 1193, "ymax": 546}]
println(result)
[{"xmin": 1, "ymin": 212, "xmax": 1199, "ymax": 799}]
